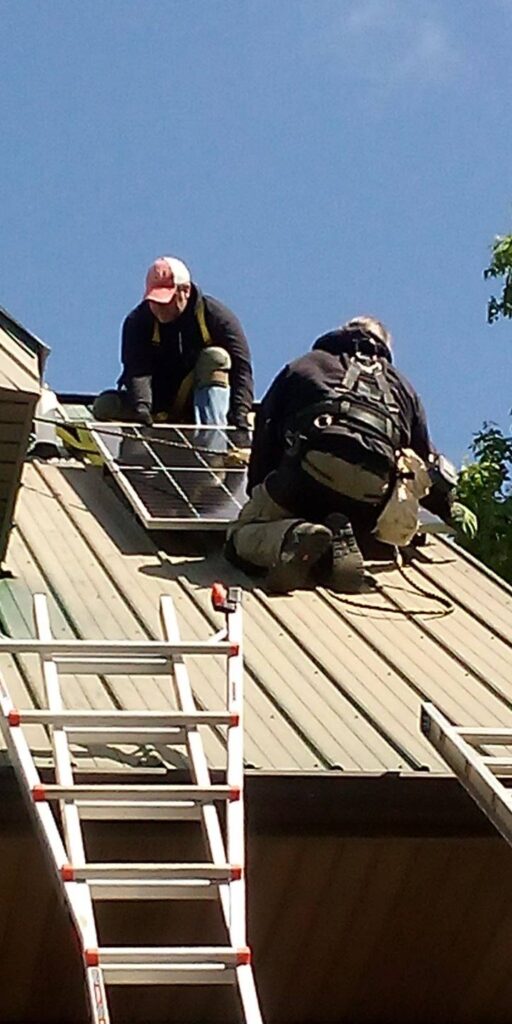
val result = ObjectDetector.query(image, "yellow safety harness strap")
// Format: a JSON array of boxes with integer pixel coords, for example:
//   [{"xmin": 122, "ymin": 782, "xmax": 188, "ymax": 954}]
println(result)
[
  {"xmin": 166, "ymin": 298, "xmax": 212, "ymax": 421},
  {"xmin": 195, "ymin": 299, "xmax": 212, "ymax": 345},
  {"xmin": 56, "ymin": 424, "xmax": 104, "ymax": 466}
]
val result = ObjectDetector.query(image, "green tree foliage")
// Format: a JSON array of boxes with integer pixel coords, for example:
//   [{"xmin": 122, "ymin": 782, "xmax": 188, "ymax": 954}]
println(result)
[
  {"xmin": 484, "ymin": 233, "xmax": 512, "ymax": 322},
  {"xmin": 455, "ymin": 425, "xmax": 512, "ymax": 583},
  {"xmin": 452, "ymin": 229, "xmax": 512, "ymax": 583}
]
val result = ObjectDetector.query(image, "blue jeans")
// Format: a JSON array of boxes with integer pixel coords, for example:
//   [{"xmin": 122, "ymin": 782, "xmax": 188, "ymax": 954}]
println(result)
[
  {"xmin": 193, "ymin": 385, "xmax": 230, "ymax": 425},
  {"xmin": 194, "ymin": 386, "xmax": 230, "ymax": 452}
]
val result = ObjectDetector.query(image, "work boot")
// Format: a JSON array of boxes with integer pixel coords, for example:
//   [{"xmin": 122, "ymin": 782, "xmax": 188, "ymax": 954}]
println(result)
[
  {"xmin": 321, "ymin": 513, "xmax": 365, "ymax": 593},
  {"xmin": 266, "ymin": 522, "xmax": 333, "ymax": 595}
]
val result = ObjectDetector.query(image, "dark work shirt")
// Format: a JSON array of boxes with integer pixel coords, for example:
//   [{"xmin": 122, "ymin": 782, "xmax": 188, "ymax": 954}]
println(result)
[
  {"xmin": 119, "ymin": 285, "xmax": 254, "ymax": 429},
  {"xmin": 248, "ymin": 328, "xmax": 451, "ymax": 521}
]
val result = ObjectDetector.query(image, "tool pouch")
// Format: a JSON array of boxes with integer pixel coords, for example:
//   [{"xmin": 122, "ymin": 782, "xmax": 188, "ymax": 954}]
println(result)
[{"xmin": 374, "ymin": 449, "xmax": 431, "ymax": 547}]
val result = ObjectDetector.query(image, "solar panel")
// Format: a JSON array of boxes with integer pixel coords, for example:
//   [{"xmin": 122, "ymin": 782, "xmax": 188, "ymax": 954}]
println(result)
[{"xmin": 89, "ymin": 423, "xmax": 249, "ymax": 530}]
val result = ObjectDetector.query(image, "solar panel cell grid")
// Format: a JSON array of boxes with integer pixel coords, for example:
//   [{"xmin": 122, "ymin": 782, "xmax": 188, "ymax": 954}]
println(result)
[{"xmin": 89, "ymin": 423, "xmax": 248, "ymax": 530}]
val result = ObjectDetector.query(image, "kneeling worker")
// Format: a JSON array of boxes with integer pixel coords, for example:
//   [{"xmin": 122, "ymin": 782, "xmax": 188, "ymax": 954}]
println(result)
[
  {"xmin": 225, "ymin": 316, "xmax": 461, "ymax": 594},
  {"xmin": 94, "ymin": 256, "xmax": 254, "ymax": 436}
]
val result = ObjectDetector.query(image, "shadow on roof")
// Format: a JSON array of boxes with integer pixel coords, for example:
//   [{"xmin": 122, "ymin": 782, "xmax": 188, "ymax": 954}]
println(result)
[
  {"xmin": 51, "ymin": 462, "xmax": 458, "ymax": 616},
  {"xmin": 56, "ymin": 463, "xmax": 267, "ymax": 595},
  {"xmin": 57, "ymin": 464, "xmax": 219, "ymax": 558}
]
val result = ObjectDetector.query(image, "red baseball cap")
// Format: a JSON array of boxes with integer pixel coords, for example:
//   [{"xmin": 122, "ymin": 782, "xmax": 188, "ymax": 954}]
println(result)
[{"xmin": 144, "ymin": 256, "xmax": 191, "ymax": 303}]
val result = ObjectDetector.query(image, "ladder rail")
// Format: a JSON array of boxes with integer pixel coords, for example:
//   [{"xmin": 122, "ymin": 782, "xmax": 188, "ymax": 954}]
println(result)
[
  {"xmin": 0, "ymin": 590, "xmax": 263, "ymax": 1024},
  {"xmin": 0, "ymin": 672, "xmax": 109, "ymax": 1022},
  {"xmin": 33, "ymin": 594, "xmax": 110, "ymax": 1024},
  {"xmin": 34, "ymin": 596, "xmax": 87, "ymax": 865},
  {"xmin": 226, "ymin": 591, "xmax": 246, "ymax": 948},
  {"xmin": 160, "ymin": 592, "xmax": 263, "ymax": 1024},
  {"xmin": 160, "ymin": 596, "xmax": 231, "ymax": 910},
  {"xmin": 421, "ymin": 702, "xmax": 512, "ymax": 847}
]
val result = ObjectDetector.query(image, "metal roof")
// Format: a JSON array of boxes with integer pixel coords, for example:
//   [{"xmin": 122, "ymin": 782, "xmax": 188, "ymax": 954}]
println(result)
[{"xmin": 1, "ymin": 455, "xmax": 511, "ymax": 775}]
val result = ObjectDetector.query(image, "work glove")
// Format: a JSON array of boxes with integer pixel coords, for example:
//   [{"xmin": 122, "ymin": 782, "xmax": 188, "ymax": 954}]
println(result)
[
  {"xmin": 450, "ymin": 501, "xmax": 478, "ymax": 540},
  {"xmin": 225, "ymin": 426, "xmax": 252, "ymax": 467},
  {"xmin": 224, "ymin": 447, "xmax": 251, "ymax": 467}
]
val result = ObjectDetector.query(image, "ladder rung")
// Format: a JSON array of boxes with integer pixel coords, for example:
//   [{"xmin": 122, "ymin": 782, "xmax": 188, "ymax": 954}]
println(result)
[
  {"xmin": 458, "ymin": 728, "xmax": 512, "ymax": 746},
  {"xmin": 34, "ymin": 782, "xmax": 237, "ymax": 806},
  {"xmin": 0, "ymin": 639, "xmax": 235, "ymax": 659},
  {"xmin": 95, "ymin": 946, "xmax": 249, "ymax": 965},
  {"xmin": 77, "ymin": 801, "xmax": 202, "ymax": 821},
  {"xmin": 54, "ymin": 657, "xmax": 171, "ymax": 675},
  {"xmin": 66, "ymin": 863, "xmax": 239, "ymax": 881},
  {"xmin": 64, "ymin": 728, "xmax": 187, "ymax": 746},
  {"xmin": 13, "ymin": 710, "xmax": 235, "ymax": 729},
  {"xmin": 482, "ymin": 757, "xmax": 512, "ymax": 775},
  {"xmin": 101, "ymin": 963, "xmax": 236, "ymax": 985},
  {"xmin": 65, "ymin": 862, "xmax": 240, "ymax": 898},
  {"xmin": 33, "ymin": 784, "xmax": 238, "ymax": 803},
  {"xmin": 89, "ymin": 881, "xmax": 219, "ymax": 900}
]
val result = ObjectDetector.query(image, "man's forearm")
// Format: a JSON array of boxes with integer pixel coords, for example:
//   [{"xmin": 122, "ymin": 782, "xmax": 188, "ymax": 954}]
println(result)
[
  {"xmin": 228, "ymin": 366, "xmax": 254, "ymax": 430},
  {"xmin": 127, "ymin": 375, "xmax": 152, "ymax": 416},
  {"xmin": 420, "ymin": 487, "xmax": 453, "ymax": 524},
  {"xmin": 421, "ymin": 453, "xmax": 458, "ymax": 523},
  {"xmin": 229, "ymin": 399, "xmax": 252, "ymax": 432}
]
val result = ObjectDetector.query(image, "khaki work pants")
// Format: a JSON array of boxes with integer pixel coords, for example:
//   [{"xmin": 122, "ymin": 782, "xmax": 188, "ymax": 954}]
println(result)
[{"xmin": 227, "ymin": 483, "xmax": 303, "ymax": 568}]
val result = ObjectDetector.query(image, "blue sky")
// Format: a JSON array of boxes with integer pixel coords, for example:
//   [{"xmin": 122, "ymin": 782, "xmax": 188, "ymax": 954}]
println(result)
[{"xmin": 1, "ymin": 0, "xmax": 512, "ymax": 464}]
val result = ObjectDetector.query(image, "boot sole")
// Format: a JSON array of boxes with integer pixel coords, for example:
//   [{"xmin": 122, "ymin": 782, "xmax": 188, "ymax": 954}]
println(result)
[
  {"xmin": 330, "ymin": 551, "xmax": 365, "ymax": 593},
  {"xmin": 266, "ymin": 531, "xmax": 332, "ymax": 595}
]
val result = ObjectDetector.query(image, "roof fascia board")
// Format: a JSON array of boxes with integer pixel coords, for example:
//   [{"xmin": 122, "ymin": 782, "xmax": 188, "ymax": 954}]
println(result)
[
  {"xmin": 0, "ymin": 306, "xmax": 50, "ymax": 380},
  {"xmin": 0, "ymin": 767, "xmax": 494, "ymax": 838},
  {"xmin": 0, "ymin": 388, "xmax": 38, "ymax": 563}
]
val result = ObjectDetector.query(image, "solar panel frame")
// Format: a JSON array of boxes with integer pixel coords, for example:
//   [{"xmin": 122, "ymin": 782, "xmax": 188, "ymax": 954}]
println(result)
[{"xmin": 88, "ymin": 422, "xmax": 248, "ymax": 531}]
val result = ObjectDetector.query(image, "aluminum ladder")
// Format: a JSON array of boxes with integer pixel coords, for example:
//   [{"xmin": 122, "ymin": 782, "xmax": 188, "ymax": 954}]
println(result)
[
  {"xmin": 0, "ymin": 585, "xmax": 263, "ymax": 1024},
  {"xmin": 421, "ymin": 701, "xmax": 512, "ymax": 846}
]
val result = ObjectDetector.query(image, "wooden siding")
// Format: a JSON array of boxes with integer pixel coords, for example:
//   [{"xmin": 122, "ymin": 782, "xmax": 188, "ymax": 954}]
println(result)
[{"xmin": 2, "ymin": 778, "xmax": 512, "ymax": 1024}]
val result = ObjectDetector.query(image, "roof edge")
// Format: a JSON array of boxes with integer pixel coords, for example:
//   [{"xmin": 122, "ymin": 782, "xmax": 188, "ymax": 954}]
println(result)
[
  {"xmin": 0, "ymin": 305, "xmax": 50, "ymax": 379},
  {"xmin": 441, "ymin": 534, "xmax": 512, "ymax": 596},
  {"xmin": 0, "ymin": 766, "xmax": 496, "ymax": 838}
]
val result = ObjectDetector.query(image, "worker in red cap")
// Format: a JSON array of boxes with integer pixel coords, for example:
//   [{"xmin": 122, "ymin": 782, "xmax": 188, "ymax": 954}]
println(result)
[{"xmin": 93, "ymin": 256, "xmax": 253, "ymax": 436}]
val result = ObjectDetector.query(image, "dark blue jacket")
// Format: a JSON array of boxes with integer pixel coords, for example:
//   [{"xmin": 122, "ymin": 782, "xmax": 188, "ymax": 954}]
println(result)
[
  {"xmin": 120, "ymin": 285, "xmax": 254, "ymax": 429},
  {"xmin": 248, "ymin": 327, "xmax": 432, "ymax": 494}
]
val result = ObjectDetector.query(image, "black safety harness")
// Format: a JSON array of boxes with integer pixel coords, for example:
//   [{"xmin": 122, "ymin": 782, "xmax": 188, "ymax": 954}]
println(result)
[{"xmin": 287, "ymin": 345, "xmax": 403, "ymax": 460}]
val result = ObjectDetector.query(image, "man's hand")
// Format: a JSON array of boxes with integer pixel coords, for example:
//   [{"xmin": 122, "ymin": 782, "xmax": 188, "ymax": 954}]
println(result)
[
  {"xmin": 224, "ymin": 425, "xmax": 252, "ymax": 467},
  {"xmin": 451, "ymin": 501, "xmax": 478, "ymax": 539},
  {"xmin": 224, "ymin": 447, "xmax": 251, "ymax": 467}
]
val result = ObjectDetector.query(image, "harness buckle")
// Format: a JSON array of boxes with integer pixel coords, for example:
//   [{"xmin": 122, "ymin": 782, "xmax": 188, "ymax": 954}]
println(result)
[{"xmin": 314, "ymin": 412, "xmax": 333, "ymax": 429}]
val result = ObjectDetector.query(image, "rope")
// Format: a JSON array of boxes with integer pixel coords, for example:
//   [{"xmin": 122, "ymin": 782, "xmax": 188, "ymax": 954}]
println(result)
[
  {"xmin": 324, "ymin": 548, "xmax": 454, "ymax": 616},
  {"xmin": 34, "ymin": 417, "xmax": 452, "ymax": 613},
  {"xmin": 390, "ymin": 547, "xmax": 454, "ymax": 614},
  {"xmin": 34, "ymin": 415, "xmax": 242, "ymax": 457}
]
